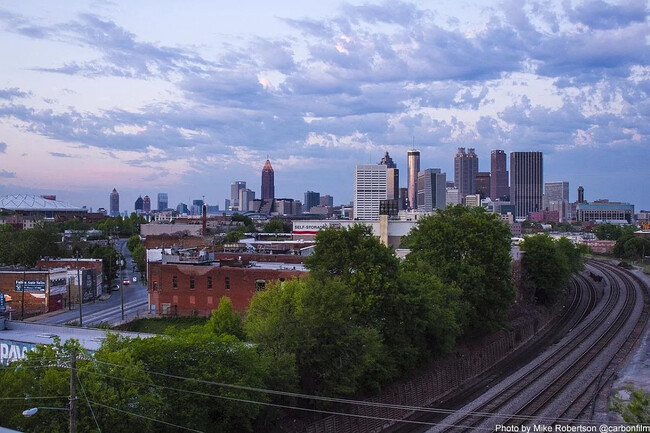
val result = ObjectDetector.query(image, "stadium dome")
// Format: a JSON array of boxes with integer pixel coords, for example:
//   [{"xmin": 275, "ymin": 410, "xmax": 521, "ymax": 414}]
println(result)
[{"xmin": 0, "ymin": 194, "xmax": 86, "ymax": 212}]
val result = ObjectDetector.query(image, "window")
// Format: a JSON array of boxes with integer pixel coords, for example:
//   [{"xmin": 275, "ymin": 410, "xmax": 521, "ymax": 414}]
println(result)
[
  {"xmin": 207, "ymin": 276, "xmax": 212, "ymax": 290},
  {"xmin": 189, "ymin": 277, "xmax": 195, "ymax": 289},
  {"xmin": 255, "ymin": 279, "xmax": 266, "ymax": 291},
  {"xmin": 172, "ymin": 275, "xmax": 178, "ymax": 288},
  {"xmin": 225, "ymin": 277, "xmax": 230, "ymax": 290}
]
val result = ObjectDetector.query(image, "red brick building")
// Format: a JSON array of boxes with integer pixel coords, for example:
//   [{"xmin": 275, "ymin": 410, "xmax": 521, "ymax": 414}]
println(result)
[
  {"xmin": 148, "ymin": 260, "xmax": 306, "ymax": 316},
  {"xmin": 37, "ymin": 258, "xmax": 104, "ymax": 299},
  {"xmin": 0, "ymin": 267, "xmax": 68, "ymax": 318}
]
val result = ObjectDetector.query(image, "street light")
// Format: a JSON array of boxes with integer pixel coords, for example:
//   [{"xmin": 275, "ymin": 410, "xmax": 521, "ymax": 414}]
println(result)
[{"xmin": 23, "ymin": 406, "xmax": 68, "ymax": 417}]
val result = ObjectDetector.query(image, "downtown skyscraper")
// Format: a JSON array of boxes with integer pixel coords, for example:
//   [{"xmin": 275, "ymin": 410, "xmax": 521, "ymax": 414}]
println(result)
[
  {"xmin": 490, "ymin": 150, "xmax": 509, "ymax": 200},
  {"xmin": 230, "ymin": 181, "xmax": 246, "ymax": 210},
  {"xmin": 109, "ymin": 188, "xmax": 119, "ymax": 217},
  {"xmin": 454, "ymin": 147, "xmax": 478, "ymax": 200},
  {"xmin": 407, "ymin": 149, "xmax": 420, "ymax": 209},
  {"xmin": 261, "ymin": 159, "xmax": 275, "ymax": 200},
  {"xmin": 544, "ymin": 181, "xmax": 570, "ymax": 222},
  {"xmin": 378, "ymin": 151, "xmax": 399, "ymax": 202},
  {"xmin": 510, "ymin": 152, "xmax": 543, "ymax": 219},
  {"xmin": 354, "ymin": 164, "xmax": 387, "ymax": 220}
]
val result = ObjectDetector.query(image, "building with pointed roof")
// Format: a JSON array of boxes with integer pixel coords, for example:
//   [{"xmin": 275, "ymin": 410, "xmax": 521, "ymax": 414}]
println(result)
[
  {"xmin": 109, "ymin": 188, "xmax": 120, "ymax": 217},
  {"xmin": 261, "ymin": 159, "xmax": 275, "ymax": 201}
]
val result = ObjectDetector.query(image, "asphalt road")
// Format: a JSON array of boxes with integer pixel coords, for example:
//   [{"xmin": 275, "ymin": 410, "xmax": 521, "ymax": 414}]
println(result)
[{"xmin": 35, "ymin": 238, "xmax": 149, "ymax": 326}]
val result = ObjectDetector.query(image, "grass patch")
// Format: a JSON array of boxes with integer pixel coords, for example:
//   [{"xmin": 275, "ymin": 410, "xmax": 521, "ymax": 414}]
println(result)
[{"xmin": 117, "ymin": 316, "xmax": 209, "ymax": 334}]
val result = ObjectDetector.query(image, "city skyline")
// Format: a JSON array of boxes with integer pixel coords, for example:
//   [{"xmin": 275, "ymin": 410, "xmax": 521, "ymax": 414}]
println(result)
[{"xmin": 0, "ymin": 1, "xmax": 648, "ymax": 212}]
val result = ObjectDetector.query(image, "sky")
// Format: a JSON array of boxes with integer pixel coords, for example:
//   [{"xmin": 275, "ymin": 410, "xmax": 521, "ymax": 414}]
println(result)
[{"xmin": 0, "ymin": 0, "xmax": 648, "ymax": 213}]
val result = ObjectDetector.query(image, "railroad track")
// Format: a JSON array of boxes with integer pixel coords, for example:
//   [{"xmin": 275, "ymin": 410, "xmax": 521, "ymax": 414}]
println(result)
[
  {"xmin": 424, "ymin": 259, "xmax": 647, "ymax": 433},
  {"xmin": 386, "ymin": 268, "xmax": 600, "ymax": 433}
]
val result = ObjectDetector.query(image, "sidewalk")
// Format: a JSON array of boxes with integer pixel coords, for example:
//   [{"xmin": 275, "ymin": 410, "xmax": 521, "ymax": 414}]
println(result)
[{"xmin": 23, "ymin": 291, "xmax": 114, "ymax": 323}]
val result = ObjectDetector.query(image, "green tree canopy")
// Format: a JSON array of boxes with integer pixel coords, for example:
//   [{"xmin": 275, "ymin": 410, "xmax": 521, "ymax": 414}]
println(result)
[
  {"xmin": 262, "ymin": 219, "xmax": 290, "ymax": 233},
  {"xmin": 402, "ymin": 205, "xmax": 515, "ymax": 334},
  {"xmin": 207, "ymin": 297, "xmax": 244, "ymax": 339},
  {"xmin": 245, "ymin": 278, "xmax": 383, "ymax": 396},
  {"xmin": 593, "ymin": 223, "xmax": 636, "ymax": 241},
  {"xmin": 520, "ymin": 234, "xmax": 585, "ymax": 305}
]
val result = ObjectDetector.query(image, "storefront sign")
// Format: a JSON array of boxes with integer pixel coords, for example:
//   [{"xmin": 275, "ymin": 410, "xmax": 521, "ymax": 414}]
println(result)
[{"xmin": 14, "ymin": 280, "xmax": 46, "ymax": 292}]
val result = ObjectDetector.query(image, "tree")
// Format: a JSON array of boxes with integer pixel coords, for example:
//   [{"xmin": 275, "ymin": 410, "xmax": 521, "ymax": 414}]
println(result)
[
  {"xmin": 224, "ymin": 230, "xmax": 244, "ymax": 243},
  {"xmin": 593, "ymin": 224, "xmax": 636, "ymax": 241},
  {"xmin": 520, "ymin": 234, "xmax": 574, "ymax": 304},
  {"xmin": 207, "ymin": 297, "xmax": 244, "ymax": 339},
  {"xmin": 0, "ymin": 226, "xmax": 61, "ymax": 266},
  {"xmin": 245, "ymin": 278, "xmax": 384, "ymax": 396},
  {"xmin": 614, "ymin": 235, "xmax": 650, "ymax": 261},
  {"xmin": 402, "ymin": 205, "xmax": 515, "ymax": 334},
  {"xmin": 231, "ymin": 213, "xmax": 256, "ymax": 233},
  {"xmin": 126, "ymin": 234, "xmax": 140, "ymax": 252},
  {"xmin": 263, "ymin": 219, "xmax": 290, "ymax": 234}
]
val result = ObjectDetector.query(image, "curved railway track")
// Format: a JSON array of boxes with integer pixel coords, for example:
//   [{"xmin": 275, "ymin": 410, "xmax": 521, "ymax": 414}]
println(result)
[
  {"xmin": 423, "ymin": 259, "xmax": 648, "ymax": 433},
  {"xmin": 387, "ymin": 267, "xmax": 600, "ymax": 433}
]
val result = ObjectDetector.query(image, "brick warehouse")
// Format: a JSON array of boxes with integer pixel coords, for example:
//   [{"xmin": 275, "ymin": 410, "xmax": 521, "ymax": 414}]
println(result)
[
  {"xmin": 0, "ymin": 267, "xmax": 68, "ymax": 318},
  {"xmin": 148, "ymin": 260, "xmax": 306, "ymax": 316}
]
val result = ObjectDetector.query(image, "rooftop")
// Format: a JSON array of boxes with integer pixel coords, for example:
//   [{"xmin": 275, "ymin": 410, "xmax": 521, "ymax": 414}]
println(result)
[{"xmin": 0, "ymin": 194, "xmax": 86, "ymax": 212}]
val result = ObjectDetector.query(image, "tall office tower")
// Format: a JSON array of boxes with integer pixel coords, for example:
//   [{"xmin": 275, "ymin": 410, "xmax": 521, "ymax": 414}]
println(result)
[
  {"xmin": 157, "ymin": 193, "xmax": 168, "ymax": 211},
  {"xmin": 134, "ymin": 196, "xmax": 144, "ymax": 215},
  {"xmin": 109, "ymin": 188, "xmax": 120, "ymax": 217},
  {"xmin": 292, "ymin": 200, "xmax": 303, "ymax": 216},
  {"xmin": 454, "ymin": 147, "xmax": 479, "ymax": 199},
  {"xmin": 230, "ymin": 181, "xmax": 246, "ymax": 210},
  {"xmin": 398, "ymin": 187, "xmax": 409, "ymax": 210},
  {"xmin": 304, "ymin": 191, "xmax": 320, "ymax": 212},
  {"xmin": 544, "ymin": 181, "xmax": 570, "ymax": 221},
  {"xmin": 378, "ymin": 151, "xmax": 400, "ymax": 201},
  {"xmin": 354, "ymin": 164, "xmax": 387, "ymax": 220},
  {"xmin": 510, "ymin": 152, "xmax": 543, "ymax": 219},
  {"xmin": 446, "ymin": 187, "xmax": 461, "ymax": 206},
  {"xmin": 320, "ymin": 195, "xmax": 334, "ymax": 207},
  {"xmin": 224, "ymin": 199, "xmax": 231, "ymax": 211},
  {"xmin": 261, "ymin": 159, "xmax": 275, "ymax": 200},
  {"xmin": 177, "ymin": 202, "xmax": 189, "ymax": 214},
  {"xmin": 239, "ymin": 188, "xmax": 255, "ymax": 212},
  {"xmin": 475, "ymin": 172, "xmax": 491, "ymax": 199},
  {"xmin": 578, "ymin": 186, "xmax": 585, "ymax": 203},
  {"xmin": 142, "ymin": 195, "xmax": 151, "ymax": 214},
  {"xmin": 190, "ymin": 199, "xmax": 204, "ymax": 215},
  {"xmin": 490, "ymin": 150, "xmax": 509, "ymax": 200},
  {"xmin": 417, "ymin": 169, "xmax": 447, "ymax": 211},
  {"xmin": 407, "ymin": 149, "xmax": 420, "ymax": 209}
]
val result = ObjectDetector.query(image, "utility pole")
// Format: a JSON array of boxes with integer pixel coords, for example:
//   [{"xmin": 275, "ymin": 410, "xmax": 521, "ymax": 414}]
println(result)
[
  {"xmin": 76, "ymin": 253, "xmax": 83, "ymax": 327},
  {"xmin": 20, "ymin": 268, "xmax": 26, "ymax": 320},
  {"xmin": 120, "ymin": 257, "xmax": 124, "ymax": 321},
  {"xmin": 69, "ymin": 351, "xmax": 77, "ymax": 433}
]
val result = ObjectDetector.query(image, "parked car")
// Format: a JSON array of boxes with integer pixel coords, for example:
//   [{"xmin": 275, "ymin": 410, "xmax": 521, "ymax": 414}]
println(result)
[{"xmin": 111, "ymin": 284, "xmax": 120, "ymax": 292}]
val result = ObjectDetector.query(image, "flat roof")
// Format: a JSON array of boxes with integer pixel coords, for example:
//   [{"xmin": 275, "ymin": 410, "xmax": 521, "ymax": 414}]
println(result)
[{"xmin": 1, "ymin": 321, "xmax": 154, "ymax": 353}]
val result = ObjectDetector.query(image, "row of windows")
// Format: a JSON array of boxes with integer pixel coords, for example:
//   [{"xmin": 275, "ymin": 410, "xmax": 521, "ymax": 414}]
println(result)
[
  {"xmin": 172, "ymin": 275, "xmax": 229, "ymax": 290},
  {"xmin": 154, "ymin": 277, "xmax": 277, "ymax": 292}
]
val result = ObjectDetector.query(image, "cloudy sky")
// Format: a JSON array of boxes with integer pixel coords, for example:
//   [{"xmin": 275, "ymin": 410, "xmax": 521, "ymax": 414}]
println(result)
[{"xmin": 0, "ymin": 0, "xmax": 648, "ymax": 213}]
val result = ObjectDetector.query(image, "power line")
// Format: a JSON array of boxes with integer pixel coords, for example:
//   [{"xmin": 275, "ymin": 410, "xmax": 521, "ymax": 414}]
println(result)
[
  {"xmin": 87, "ymin": 400, "xmax": 204, "ymax": 433},
  {"xmin": 77, "ymin": 375, "xmax": 101, "ymax": 433},
  {"xmin": 79, "ymin": 369, "xmax": 488, "ymax": 431},
  {"xmin": 0, "ymin": 396, "xmax": 69, "ymax": 400},
  {"xmin": 88, "ymin": 358, "xmax": 617, "ymax": 427}
]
